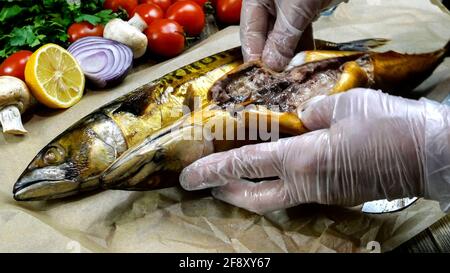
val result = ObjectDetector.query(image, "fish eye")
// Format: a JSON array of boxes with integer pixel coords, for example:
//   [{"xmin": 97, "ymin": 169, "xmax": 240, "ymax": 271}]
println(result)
[{"xmin": 43, "ymin": 146, "xmax": 65, "ymax": 165}]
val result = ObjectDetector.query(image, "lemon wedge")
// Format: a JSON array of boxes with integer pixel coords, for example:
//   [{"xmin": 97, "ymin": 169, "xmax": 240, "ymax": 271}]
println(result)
[{"xmin": 25, "ymin": 44, "xmax": 85, "ymax": 109}]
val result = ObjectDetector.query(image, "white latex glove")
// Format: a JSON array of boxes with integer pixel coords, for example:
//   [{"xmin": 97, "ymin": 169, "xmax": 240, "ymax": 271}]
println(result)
[
  {"xmin": 241, "ymin": 0, "xmax": 347, "ymax": 71},
  {"xmin": 180, "ymin": 89, "xmax": 450, "ymax": 215}
]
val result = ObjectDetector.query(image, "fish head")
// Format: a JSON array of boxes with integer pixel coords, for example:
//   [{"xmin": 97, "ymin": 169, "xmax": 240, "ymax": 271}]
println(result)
[{"xmin": 13, "ymin": 114, "xmax": 127, "ymax": 201}]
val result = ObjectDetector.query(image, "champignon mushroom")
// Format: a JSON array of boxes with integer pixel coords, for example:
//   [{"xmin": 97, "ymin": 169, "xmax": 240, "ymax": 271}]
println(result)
[
  {"xmin": 0, "ymin": 76, "xmax": 33, "ymax": 135},
  {"xmin": 103, "ymin": 14, "xmax": 148, "ymax": 59}
]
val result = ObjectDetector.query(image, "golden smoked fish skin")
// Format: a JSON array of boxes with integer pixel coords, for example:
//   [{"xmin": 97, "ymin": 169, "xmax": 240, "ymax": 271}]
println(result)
[
  {"xmin": 13, "ymin": 49, "xmax": 243, "ymax": 200},
  {"xmin": 13, "ymin": 40, "xmax": 449, "ymax": 201}
]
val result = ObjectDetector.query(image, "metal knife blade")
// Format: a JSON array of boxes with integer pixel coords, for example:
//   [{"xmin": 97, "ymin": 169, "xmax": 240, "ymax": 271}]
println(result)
[
  {"xmin": 362, "ymin": 197, "xmax": 418, "ymax": 214},
  {"xmin": 362, "ymin": 92, "xmax": 450, "ymax": 214}
]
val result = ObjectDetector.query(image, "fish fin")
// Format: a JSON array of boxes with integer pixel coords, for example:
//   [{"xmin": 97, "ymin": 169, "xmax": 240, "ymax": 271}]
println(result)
[
  {"xmin": 101, "ymin": 124, "xmax": 214, "ymax": 189},
  {"xmin": 108, "ymin": 171, "xmax": 180, "ymax": 191}
]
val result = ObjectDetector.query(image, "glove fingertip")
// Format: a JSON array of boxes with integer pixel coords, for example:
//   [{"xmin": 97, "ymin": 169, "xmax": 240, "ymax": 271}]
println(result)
[
  {"xmin": 262, "ymin": 51, "xmax": 290, "ymax": 72},
  {"xmin": 179, "ymin": 167, "xmax": 205, "ymax": 190},
  {"xmin": 243, "ymin": 53, "xmax": 262, "ymax": 63},
  {"xmin": 299, "ymin": 95, "xmax": 337, "ymax": 130}
]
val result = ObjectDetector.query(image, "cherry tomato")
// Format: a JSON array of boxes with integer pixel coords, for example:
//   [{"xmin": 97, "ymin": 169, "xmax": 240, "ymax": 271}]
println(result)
[
  {"xmin": 104, "ymin": 0, "xmax": 139, "ymax": 18},
  {"xmin": 216, "ymin": 0, "xmax": 241, "ymax": 24},
  {"xmin": 132, "ymin": 3, "xmax": 164, "ymax": 26},
  {"xmin": 145, "ymin": 19, "xmax": 185, "ymax": 58},
  {"xmin": 67, "ymin": 22, "xmax": 105, "ymax": 43},
  {"xmin": 166, "ymin": 0, "xmax": 205, "ymax": 36},
  {"xmin": 177, "ymin": 0, "xmax": 208, "ymax": 6},
  {"xmin": 139, "ymin": 0, "xmax": 172, "ymax": 12},
  {"xmin": 0, "ymin": 50, "xmax": 33, "ymax": 81}
]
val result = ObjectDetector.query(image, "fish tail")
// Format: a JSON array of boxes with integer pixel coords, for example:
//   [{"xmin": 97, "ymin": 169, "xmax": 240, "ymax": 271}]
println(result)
[
  {"xmin": 316, "ymin": 38, "xmax": 390, "ymax": 51},
  {"xmin": 370, "ymin": 42, "xmax": 449, "ymax": 92},
  {"xmin": 344, "ymin": 38, "xmax": 390, "ymax": 51}
]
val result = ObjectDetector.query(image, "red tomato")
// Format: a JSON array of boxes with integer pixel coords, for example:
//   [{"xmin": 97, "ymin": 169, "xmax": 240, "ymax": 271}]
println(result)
[
  {"xmin": 139, "ymin": 0, "xmax": 172, "ymax": 12},
  {"xmin": 0, "ymin": 50, "xmax": 33, "ymax": 81},
  {"xmin": 104, "ymin": 0, "xmax": 139, "ymax": 18},
  {"xmin": 132, "ymin": 3, "xmax": 164, "ymax": 26},
  {"xmin": 67, "ymin": 22, "xmax": 105, "ymax": 43},
  {"xmin": 166, "ymin": 0, "xmax": 205, "ymax": 36},
  {"xmin": 216, "ymin": 0, "xmax": 241, "ymax": 24},
  {"xmin": 145, "ymin": 19, "xmax": 185, "ymax": 58},
  {"xmin": 177, "ymin": 0, "xmax": 208, "ymax": 6}
]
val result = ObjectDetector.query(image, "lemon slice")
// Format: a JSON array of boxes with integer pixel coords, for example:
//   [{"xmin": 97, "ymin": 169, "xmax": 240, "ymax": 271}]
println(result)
[{"xmin": 25, "ymin": 44, "xmax": 85, "ymax": 109}]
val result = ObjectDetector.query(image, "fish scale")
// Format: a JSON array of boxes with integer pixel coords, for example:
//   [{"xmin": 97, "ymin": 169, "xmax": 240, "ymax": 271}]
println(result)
[{"xmin": 109, "ymin": 51, "xmax": 243, "ymax": 149}]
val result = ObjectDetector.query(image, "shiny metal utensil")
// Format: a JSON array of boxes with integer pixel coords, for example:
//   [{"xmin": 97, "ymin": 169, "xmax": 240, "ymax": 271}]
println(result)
[
  {"xmin": 362, "ymin": 92, "xmax": 450, "ymax": 214},
  {"xmin": 362, "ymin": 197, "xmax": 419, "ymax": 214}
]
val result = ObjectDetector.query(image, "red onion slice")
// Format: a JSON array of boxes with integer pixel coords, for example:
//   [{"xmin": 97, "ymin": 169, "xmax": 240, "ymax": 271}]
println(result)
[{"xmin": 68, "ymin": 37, "xmax": 133, "ymax": 89}]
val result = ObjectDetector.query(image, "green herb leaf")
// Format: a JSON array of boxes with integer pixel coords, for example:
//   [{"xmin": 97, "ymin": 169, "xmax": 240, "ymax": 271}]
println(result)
[
  {"xmin": 0, "ymin": 49, "xmax": 8, "ymax": 59},
  {"xmin": 75, "ymin": 14, "xmax": 102, "ymax": 25},
  {"xmin": 94, "ymin": 9, "xmax": 118, "ymax": 24},
  {"xmin": 9, "ymin": 26, "xmax": 36, "ymax": 46},
  {"xmin": 0, "ymin": 5, "xmax": 24, "ymax": 22},
  {"xmin": 0, "ymin": 0, "xmax": 119, "ymax": 60}
]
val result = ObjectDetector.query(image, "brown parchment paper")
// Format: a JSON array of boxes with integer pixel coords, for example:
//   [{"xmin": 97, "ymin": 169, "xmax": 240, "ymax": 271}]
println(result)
[{"xmin": 0, "ymin": 0, "xmax": 449, "ymax": 253}]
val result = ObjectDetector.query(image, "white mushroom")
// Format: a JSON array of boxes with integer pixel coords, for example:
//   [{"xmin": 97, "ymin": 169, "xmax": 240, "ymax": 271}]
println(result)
[
  {"xmin": 0, "ymin": 76, "xmax": 33, "ymax": 135},
  {"xmin": 103, "ymin": 14, "xmax": 148, "ymax": 59}
]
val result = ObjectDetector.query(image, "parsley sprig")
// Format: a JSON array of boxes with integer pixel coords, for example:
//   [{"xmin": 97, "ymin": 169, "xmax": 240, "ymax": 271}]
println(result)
[{"xmin": 0, "ymin": 0, "xmax": 126, "ymax": 59}]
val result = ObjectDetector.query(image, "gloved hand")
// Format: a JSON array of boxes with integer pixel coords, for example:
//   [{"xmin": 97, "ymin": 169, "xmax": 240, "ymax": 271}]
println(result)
[
  {"xmin": 241, "ymin": 0, "xmax": 347, "ymax": 71},
  {"xmin": 180, "ymin": 89, "xmax": 450, "ymax": 215}
]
